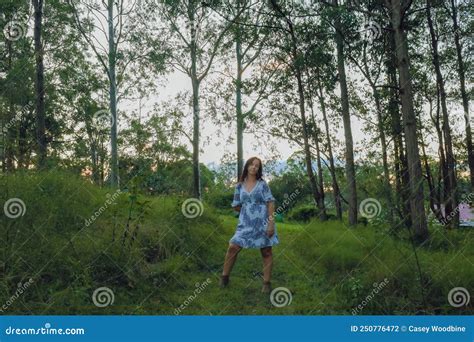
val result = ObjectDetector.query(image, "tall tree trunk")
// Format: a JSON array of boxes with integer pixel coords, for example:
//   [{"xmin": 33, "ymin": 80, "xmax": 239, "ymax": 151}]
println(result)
[
  {"xmin": 4, "ymin": 38, "xmax": 15, "ymax": 172},
  {"xmin": 5, "ymin": 104, "xmax": 15, "ymax": 171},
  {"xmin": 333, "ymin": 1, "xmax": 357, "ymax": 225},
  {"xmin": 317, "ymin": 81, "xmax": 342, "ymax": 220},
  {"xmin": 355, "ymin": 44, "xmax": 394, "ymax": 224},
  {"xmin": 108, "ymin": 0, "xmax": 119, "ymax": 187},
  {"xmin": 386, "ymin": 30, "xmax": 411, "ymax": 227},
  {"xmin": 191, "ymin": 76, "xmax": 201, "ymax": 199},
  {"xmin": 235, "ymin": 24, "xmax": 244, "ymax": 182},
  {"xmin": 422, "ymin": 98, "xmax": 443, "ymax": 222},
  {"xmin": 85, "ymin": 118, "xmax": 99, "ymax": 185},
  {"xmin": 33, "ymin": 0, "xmax": 46, "ymax": 169},
  {"xmin": 433, "ymin": 86, "xmax": 448, "ymax": 215},
  {"xmin": 388, "ymin": 0, "xmax": 428, "ymax": 242},
  {"xmin": 371, "ymin": 82, "xmax": 394, "ymax": 224},
  {"xmin": 449, "ymin": 0, "xmax": 473, "ymax": 189},
  {"xmin": 427, "ymin": 0, "xmax": 458, "ymax": 228},
  {"xmin": 293, "ymin": 54, "xmax": 326, "ymax": 220},
  {"xmin": 307, "ymin": 84, "xmax": 326, "ymax": 217},
  {"xmin": 190, "ymin": 6, "xmax": 201, "ymax": 199},
  {"xmin": 17, "ymin": 117, "xmax": 29, "ymax": 169}
]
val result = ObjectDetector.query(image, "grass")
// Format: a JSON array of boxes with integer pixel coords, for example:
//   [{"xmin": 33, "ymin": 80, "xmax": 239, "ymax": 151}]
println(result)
[{"xmin": 0, "ymin": 171, "xmax": 473, "ymax": 315}]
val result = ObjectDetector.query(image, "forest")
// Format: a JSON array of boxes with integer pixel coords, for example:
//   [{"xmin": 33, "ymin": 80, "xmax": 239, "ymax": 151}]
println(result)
[{"xmin": 0, "ymin": 0, "xmax": 473, "ymax": 315}]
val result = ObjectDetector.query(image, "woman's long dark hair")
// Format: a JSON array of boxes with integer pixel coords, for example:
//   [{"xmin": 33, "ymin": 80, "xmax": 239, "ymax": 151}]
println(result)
[{"xmin": 239, "ymin": 157, "xmax": 263, "ymax": 182}]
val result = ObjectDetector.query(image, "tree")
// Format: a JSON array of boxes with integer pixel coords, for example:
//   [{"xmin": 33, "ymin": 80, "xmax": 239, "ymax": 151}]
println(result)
[
  {"xmin": 444, "ymin": 0, "xmax": 473, "ymax": 189},
  {"xmin": 386, "ymin": 0, "xmax": 429, "ymax": 241},
  {"xmin": 32, "ymin": 0, "xmax": 46, "ymax": 169},
  {"xmin": 69, "ymin": 0, "xmax": 161, "ymax": 187},
  {"xmin": 269, "ymin": 0, "xmax": 327, "ymax": 220},
  {"xmin": 328, "ymin": 0, "xmax": 358, "ymax": 225},
  {"xmin": 159, "ymin": 0, "xmax": 244, "ymax": 198},
  {"xmin": 426, "ymin": 0, "xmax": 458, "ymax": 228}
]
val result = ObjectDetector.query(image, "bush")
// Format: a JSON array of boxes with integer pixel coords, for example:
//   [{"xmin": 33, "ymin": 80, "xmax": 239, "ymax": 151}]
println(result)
[{"xmin": 288, "ymin": 204, "xmax": 319, "ymax": 222}]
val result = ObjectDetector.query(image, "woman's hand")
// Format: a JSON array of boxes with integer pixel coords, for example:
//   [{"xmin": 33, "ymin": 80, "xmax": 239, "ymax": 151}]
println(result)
[{"xmin": 266, "ymin": 219, "xmax": 275, "ymax": 237}]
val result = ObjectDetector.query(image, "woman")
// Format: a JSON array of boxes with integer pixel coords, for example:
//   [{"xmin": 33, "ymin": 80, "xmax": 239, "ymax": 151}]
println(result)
[{"xmin": 219, "ymin": 157, "xmax": 279, "ymax": 293}]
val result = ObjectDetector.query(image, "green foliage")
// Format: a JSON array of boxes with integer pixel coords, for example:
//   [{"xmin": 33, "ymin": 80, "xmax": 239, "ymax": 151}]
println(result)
[
  {"xmin": 1, "ymin": 174, "xmax": 472, "ymax": 315},
  {"xmin": 0, "ymin": 171, "xmax": 225, "ymax": 314},
  {"xmin": 288, "ymin": 204, "xmax": 319, "ymax": 222}
]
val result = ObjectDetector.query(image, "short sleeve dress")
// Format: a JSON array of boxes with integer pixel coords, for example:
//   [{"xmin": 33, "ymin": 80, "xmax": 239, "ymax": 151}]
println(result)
[{"xmin": 230, "ymin": 179, "xmax": 280, "ymax": 248}]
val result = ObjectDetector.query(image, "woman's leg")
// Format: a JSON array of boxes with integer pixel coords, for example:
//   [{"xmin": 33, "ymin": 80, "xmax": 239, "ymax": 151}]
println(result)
[
  {"xmin": 260, "ymin": 246, "xmax": 273, "ymax": 282},
  {"xmin": 222, "ymin": 243, "xmax": 242, "ymax": 277}
]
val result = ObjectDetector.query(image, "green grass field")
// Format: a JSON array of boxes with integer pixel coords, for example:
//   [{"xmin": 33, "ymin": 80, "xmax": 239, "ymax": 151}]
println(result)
[{"xmin": 1, "ymin": 172, "xmax": 473, "ymax": 315}]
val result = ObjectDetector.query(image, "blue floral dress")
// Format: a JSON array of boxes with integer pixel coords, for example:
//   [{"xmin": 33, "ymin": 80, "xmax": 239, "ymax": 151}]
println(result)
[{"xmin": 230, "ymin": 179, "xmax": 279, "ymax": 248}]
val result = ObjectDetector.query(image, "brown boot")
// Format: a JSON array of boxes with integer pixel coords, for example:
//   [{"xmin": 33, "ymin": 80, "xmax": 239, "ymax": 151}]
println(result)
[
  {"xmin": 261, "ymin": 281, "xmax": 271, "ymax": 294},
  {"xmin": 219, "ymin": 275, "xmax": 229, "ymax": 288}
]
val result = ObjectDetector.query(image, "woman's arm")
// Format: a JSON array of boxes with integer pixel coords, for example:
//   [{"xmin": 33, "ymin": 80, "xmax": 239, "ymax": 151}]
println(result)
[
  {"xmin": 266, "ymin": 201, "xmax": 275, "ymax": 217},
  {"xmin": 266, "ymin": 201, "xmax": 275, "ymax": 237},
  {"xmin": 233, "ymin": 205, "xmax": 241, "ymax": 212}
]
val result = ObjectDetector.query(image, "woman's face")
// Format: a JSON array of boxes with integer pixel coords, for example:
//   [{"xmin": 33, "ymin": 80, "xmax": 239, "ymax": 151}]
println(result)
[{"xmin": 247, "ymin": 159, "xmax": 261, "ymax": 176}]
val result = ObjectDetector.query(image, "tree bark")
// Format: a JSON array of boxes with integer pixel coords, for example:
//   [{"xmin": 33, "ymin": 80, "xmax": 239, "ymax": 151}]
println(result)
[
  {"xmin": 33, "ymin": 0, "xmax": 46, "ymax": 169},
  {"xmin": 387, "ymin": 0, "xmax": 428, "ymax": 242},
  {"xmin": 448, "ymin": 0, "xmax": 473, "ymax": 189},
  {"xmin": 189, "ymin": 5, "xmax": 201, "ymax": 199},
  {"xmin": 108, "ymin": 0, "xmax": 119, "ymax": 187},
  {"xmin": 236, "ymin": 24, "xmax": 244, "ymax": 182},
  {"xmin": 333, "ymin": 0, "xmax": 357, "ymax": 225},
  {"xmin": 317, "ymin": 80, "xmax": 342, "ymax": 220},
  {"xmin": 386, "ymin": 30, "xmax": 411, "ymax": 227},
  {"xmin": 423, "ymin": 98, "xmax": 443, "ymax": 222},
  {"xmin": 307, "ymin": 81, "xmax": 327, "ymax": 218},
  {"xmin": 427, "ymin": 0, "xmax": 458, "ymax": 228}
]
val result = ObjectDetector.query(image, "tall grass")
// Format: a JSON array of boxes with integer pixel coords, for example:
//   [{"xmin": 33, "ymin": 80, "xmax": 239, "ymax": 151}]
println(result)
[{"xmin": 0, "ymin": 171, "xmax": 225, "ymax": 314}]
